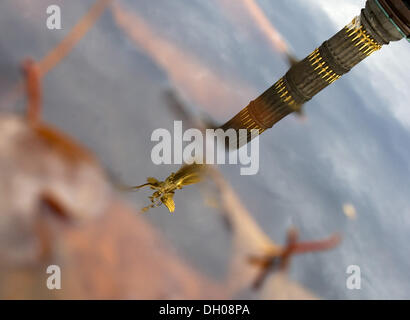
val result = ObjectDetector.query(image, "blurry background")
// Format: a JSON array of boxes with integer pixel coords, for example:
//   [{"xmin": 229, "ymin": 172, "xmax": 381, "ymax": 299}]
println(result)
[{"xmin": 0, "ymin": 0, "xmax": 409, "ymax": 299}]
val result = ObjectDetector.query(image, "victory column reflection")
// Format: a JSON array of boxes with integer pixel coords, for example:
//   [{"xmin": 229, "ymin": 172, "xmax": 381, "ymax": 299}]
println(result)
[{"xmin": 130, "ymin": 0, "xmax": 410, "ymax": 213}]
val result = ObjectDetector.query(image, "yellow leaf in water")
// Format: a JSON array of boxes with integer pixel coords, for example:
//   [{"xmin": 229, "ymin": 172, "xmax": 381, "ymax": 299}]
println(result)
[{"xmin": 343, "ymin": 203, "xmax": 357, "ymax": 220}]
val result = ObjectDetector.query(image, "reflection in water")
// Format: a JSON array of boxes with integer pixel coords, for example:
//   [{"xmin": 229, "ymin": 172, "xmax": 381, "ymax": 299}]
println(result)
[
  {"xmin": 218, "ymin": 0, "xmax": 298, "ymax": 66},
  {"xmin": 124, "ymin": 163, "xmax": 206, "ymax": 213},
  {"xmin": 111, "ymin": 2, "xmax": 256, "ymax": 118}
]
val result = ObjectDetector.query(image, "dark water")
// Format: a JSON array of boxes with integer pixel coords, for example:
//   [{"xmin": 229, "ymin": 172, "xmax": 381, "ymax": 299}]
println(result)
[{"xmin": 1, "ymin": 0, "xmax": 409, "ymax": 299}]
